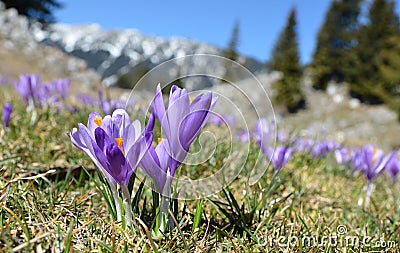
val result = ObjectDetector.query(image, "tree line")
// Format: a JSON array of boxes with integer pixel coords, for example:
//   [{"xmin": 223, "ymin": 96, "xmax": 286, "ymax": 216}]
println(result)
[{"xmin": 225, "ymin": 0, "xmax": 400, "ymax": 119}]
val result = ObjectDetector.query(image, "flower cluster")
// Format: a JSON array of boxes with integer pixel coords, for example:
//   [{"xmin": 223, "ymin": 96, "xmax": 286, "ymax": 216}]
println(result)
[
  {"xmin": 251, "ymin": 119, "xmax": 398, "ymax": 206},
  {"xmin": 69, "ymin": 84, "xmax": 216, "ymax": 230},
  {"xmin": 14, "ymin": 74, "xmax": 70, "ymax": 109}
]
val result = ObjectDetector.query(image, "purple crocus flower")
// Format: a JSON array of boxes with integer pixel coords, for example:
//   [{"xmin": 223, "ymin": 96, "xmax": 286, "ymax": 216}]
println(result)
[
  {"xmin": 311, "ymin": 140, "xmax": 338, "ymax": 158},
  {"xmin": 356, "ymin": 145, "xmax": 394, "ymax": 206},
  {"xmin": 140, "ymin": 137, "xmax": 170, "ymax": 193},
  {"xmin": 76, "ymin": 94, "xmax": 99, "ymax": 107},
  {"xmin": 13, "ymin": 74, "xmax": 67, "ymax": 108},
  {"xmin": 53, "ymin": 78, "xmax": 70, "ymax": 100},
  {"xmin": 264, "ymin": 146, "xmax": 292, "ymax": 178},
  {"xmin": 253, "ymin": 118, "xmax": 275, "ymax": 148},
  {"xmin": 385, "ymin": 156, "xmax": 400, "ymax": 182},
  {"xmin": 68, "ymin": 109, "xmax": 154, "ymax": 224},
  {"xmin": 350, "ymin": 148, "xmax": 363, "ymax": 175},
  {"xmin": 359, "ymin": 145, "xmax": 393, "ymax": 182},
  {"xmin": 98, "ymin": 90, "xmax": 126, "ymax": 115},
  {"xmin": 13, "ymin": 74, "xmax": 39, "ymax": 106},
  {"xmin": 293, "ymin": 138, "xmax": 314, "ymax": 153},
  {"xmin": 151, "ymin": 84, "xmax": 217, "ymax": 176},
  {"xmin": 2, "ymin": 103, "xmax": 12, "ymax": 128},
  {"xmin": 68, "ymin": 108, "xmax": 153, "ymax": 185},
  {"xmin": 334, "ymin": 147, "xmax": 350, "ymax": 165}
]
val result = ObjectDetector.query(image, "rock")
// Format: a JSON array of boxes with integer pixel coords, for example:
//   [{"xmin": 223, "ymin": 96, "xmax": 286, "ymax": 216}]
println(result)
[
  {"xmin": 0, "ymin": 7, "xmax": 100, "ymax": 86},
  {"xmin": 349, "ymin": 98, "xmax": 360, "ymax": 109}
]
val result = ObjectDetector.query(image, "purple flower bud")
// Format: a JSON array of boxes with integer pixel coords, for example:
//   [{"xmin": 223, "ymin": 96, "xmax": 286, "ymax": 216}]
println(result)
[
  {"xmin": 2, "ymin": 103, "xmax": 12, "ymax": 128},
  {"xmin": 264, "ymin": 145, "xmax": 292, "ymax": 177},
  {"xmin": 385, "ymin": 156, "xmax": 400, "ymax": 182},
  {"xmin": 149, "ymin": 84, "xmax": 217, "ymax": 176}
]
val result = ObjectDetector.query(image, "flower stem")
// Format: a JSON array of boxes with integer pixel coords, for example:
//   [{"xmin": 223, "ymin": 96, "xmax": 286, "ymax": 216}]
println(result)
[
  {"xmin": 108, "ymin": 179, "xmax": 122, "ymax": 222},
  {"xmin": 365, "ymin": 181, "xmax": 373, "ymax": 207},
  {"xmin": 159, "ymin": 170, "xmax": 172, "ymax": 232},
  {"xmin": 121, "ymin": 182, "xmax": 133, "ymax": 227}
]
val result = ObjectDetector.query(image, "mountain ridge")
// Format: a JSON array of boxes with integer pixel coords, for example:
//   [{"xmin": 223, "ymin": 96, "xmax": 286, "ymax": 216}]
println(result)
[{"xmin": 36, "ymin": 22, "xmax": 265, "ymax": 89}]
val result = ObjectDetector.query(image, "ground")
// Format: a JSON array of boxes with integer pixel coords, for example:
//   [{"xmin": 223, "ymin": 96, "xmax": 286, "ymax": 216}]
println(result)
[
  {"xmin": 0, "ymin": 35, "xmax": 400, "ymax": 252},
  {"xmin": 0, "ymin": 84, "xmax": 399, "ymax": 252}
]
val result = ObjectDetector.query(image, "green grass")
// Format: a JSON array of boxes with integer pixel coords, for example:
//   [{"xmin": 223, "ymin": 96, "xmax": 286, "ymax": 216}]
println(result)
[{"xmin": 0, "ymin": 87, "xmax": 400, "ymax": 252}]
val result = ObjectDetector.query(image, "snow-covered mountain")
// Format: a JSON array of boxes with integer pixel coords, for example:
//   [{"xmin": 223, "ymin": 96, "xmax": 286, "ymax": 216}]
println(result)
[{"xmin": 36, "ymin": 23, "xmax": 265, "ymax": 89}]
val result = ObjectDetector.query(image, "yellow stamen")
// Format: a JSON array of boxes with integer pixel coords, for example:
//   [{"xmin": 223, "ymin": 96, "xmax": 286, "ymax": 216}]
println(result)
[
  {"xmin": 372, "ymin": 148, "xmax": 378, "ymax": 162},
  {"xmin": 115, "ymin": 138, "xmax": 123, "ymax": 149},
  {"xmin": 94, "ymin": 117, "xmax": 102, "ymax": 127},
  {"xmin": 189, "ymin": 98, "xmax": 194, "ymax": 104},
  {"xmin": 157, "ymin": 137, "xmax": 162, "ymax": 144}
]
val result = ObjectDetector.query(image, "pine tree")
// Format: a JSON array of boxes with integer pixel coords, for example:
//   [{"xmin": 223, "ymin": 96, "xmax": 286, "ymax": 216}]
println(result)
[
  {"xmin": 2, "ymin": 0, "xmax": 62, "ymax": 24},
  {"xmin": 374, "ymin": 35, "xmax": 400, "ymax": 120},
  {"xmin": 349, "ymin": 0, "xmax": 400, "ymax": 104},
  {"xmin": 222, "ymin": 20, "xmax": 242, "ymax": 84},
  {"xmin": 223, "ymin": 20, "xmax": 240, "ymax": 61},
  {"xmin": 310, "ymin": 0, "xmax": 362, "ymax": 90},
  {"xmin": 269, "ymin": 8, "xmax": 306, "ymax": 113}
]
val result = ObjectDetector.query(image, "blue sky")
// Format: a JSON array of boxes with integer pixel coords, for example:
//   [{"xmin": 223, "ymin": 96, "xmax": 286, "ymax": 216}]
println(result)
[{"xmin": 54, "ymin": 1, "xmax": 399, "ymax": 64}]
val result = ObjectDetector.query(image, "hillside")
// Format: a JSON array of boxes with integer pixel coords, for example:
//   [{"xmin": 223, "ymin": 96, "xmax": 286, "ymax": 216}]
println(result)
[{"xmin": 0, "ymin": 3, "xmax": 399, "ymax": 150}]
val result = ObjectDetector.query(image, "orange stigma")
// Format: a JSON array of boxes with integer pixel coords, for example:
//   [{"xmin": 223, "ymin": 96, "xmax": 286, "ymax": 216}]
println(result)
[
  {"xmin": 94, "ymin": 117, "xmax": 102, "ymax": 127},
  {"xmin": 115, "ymin": 138, "xmax": 123, "ymax": 149},
  {"xmin": 189, "ymin": 98, "xmax": 194, "ymax": 104},
  {"xmin": 372, "ymin": 148, "xmax": 378, "ymax": 162},
  {"xmin": 157, "ymin": 137, "xmax": 162, "ymax": 144}
]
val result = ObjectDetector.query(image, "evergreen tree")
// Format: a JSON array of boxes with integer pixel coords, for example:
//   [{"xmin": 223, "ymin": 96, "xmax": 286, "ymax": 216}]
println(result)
[
  {"xmin": 310, "ymin": 0, "xmax": 362, "ymax": 90},
  {"xmin": 269, "ymin": 8, "xmax": 306, "ymax": 113},
  {"xmin": 349, "ymin": 0, "xmax": 400, "ymax": 104},
  {"xmin": 374, "ymin": 35, "xmax": 400, "ymax": 120},
  {"xmin": 222, "ymin": 20, "xmax": 242, "ymax": 84},
  {"xmin": 223, "ymin": 20, "xmax": 240, "ymax": 61},
  {"xmin": 2, "ymin": 0, "xmax": 62, "ymax": 24}
]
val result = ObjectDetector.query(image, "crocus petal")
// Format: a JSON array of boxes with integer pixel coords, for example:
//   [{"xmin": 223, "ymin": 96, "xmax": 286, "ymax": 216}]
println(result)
[
  {"xmin": 112, "ymin": 109, "xmax": 131, "ymax": 138},
  {"xmin": 106, "ymin": 142, "xmax": 131, "ymax": 184},
  {"xmin": 100, "ymin": 115, "xmax": 113, "ymax": 137},
  {"xmin": 70, "ymin": 125, "xmax": 116, "ymax": 185},
  {"xmin": 151, "ymin": 84, "xmax": 171, "ymax": 139},
  {"xmin": 87, "ymin": 112, "xmax": 102, "ymax": 134},
  {"xmin": 275, "ymin": 146, "xmax": 286, "ymax": 169},
  {"xmin": 2, "ymin": 103, "xmax": 12, "ymax": 127},
  {"xmin": 140, "ymin": 139, "xmax": 169, "ymax": 193},
  {"xmin": 167, "ymin": 86, "xmax": 190, "ymax": 133},
  {"xmin": 94, "ymin": 127, "xmax": 114, "ymax": 152},
  {"xmin": 179, "ymin": 92, "xmax": 213, "ymax": 148},
  {"xmin": 112, "ymin": 108, "xmax": 131, "ymax": 129},
  {"xmin": 123, "ymin": 120, "xmax": 142, "ymax": 152},
  {"xmin": 374, "ymin": 151, "xmax": 395, "ymax": 178},
  {"xmin": 386, "ymin": 157, "xmax": 400, "ymax": 180},
  {"xmin": 166, "ymin": 86, "xmax": 190, "ymax": 153},
  {"xmin": 141, "ymin": 145, "xmax": 161, "ymax": 174},
  {"xmin": 125, "ymin": 135, "xmax": 148, "ymax": 174},
  {"xmin": 362, "ymin": 145, "xmax": 375, "ymax": 173}
]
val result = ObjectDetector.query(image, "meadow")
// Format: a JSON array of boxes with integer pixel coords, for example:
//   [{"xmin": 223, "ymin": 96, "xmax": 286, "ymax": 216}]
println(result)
[{"xmin": 0, "ymin": 74, "xmax": 399, "ymax": 252}]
